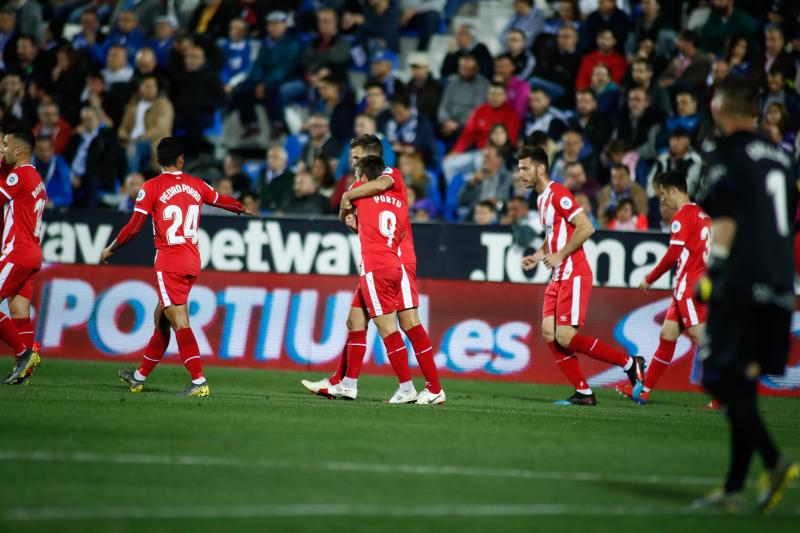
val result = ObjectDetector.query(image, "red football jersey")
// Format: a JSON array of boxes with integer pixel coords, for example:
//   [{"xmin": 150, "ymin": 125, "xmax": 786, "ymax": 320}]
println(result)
[
  {"xmin": 380, "ymin": 166, "xmax": 417, "ymax": 265},
  {"xmin": 0, "ymin": 164, "xmax": 46, "ymax": 269},
  {"xmin": 352, "ymin": 180, "xmax": 408, "ymax": 274},
  {"xmin": 134, "ymin": 171, "xmax": 220, "ymax": 276},
  {"xmin": 669, "ymin": 203, "xmax": 711, "ymax": 300},
  {"xmin": 537, "ymin": 181, "xmax": 590, "ymax": 281}
]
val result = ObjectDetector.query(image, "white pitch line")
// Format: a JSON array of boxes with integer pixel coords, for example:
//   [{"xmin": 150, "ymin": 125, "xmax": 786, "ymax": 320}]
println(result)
[
  {"xmin": 2, "ymin": 503, "xmax": 735, "ymax": 521},
  {"xmin": 0, "ymin": 449, "xmax": 725, "ymax": 487}
]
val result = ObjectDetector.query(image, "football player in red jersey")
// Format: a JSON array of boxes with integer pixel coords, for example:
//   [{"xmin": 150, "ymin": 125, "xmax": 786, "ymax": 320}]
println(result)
[
  {"xmin": 0, "ymin": 130, "xmax": 46, "ymax": 384},
  {"xmin": 101, "ymin": 138, "xmax": 254, "ymax": 396},
  {"xmin": 518, "ymin": 146, "xmax": 644, "ymax": 405},
  {"xmin": 615, "ymin": 170, "xmax": 711, "ymax": 405},
  {"xmin": 301, "ymin": 135, "xmax": 444, "ymax": 404}
]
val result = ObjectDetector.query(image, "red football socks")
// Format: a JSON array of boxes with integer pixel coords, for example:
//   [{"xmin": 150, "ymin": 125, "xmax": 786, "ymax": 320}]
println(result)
[
  {"xmin": 383, "ymin": 331, "xmax": 412, "ymax": 383},
  {"xmin": 548, "ymin": 341, "xmax": 590, "ymax": 392},
  {"xmin": 176, "ymin": 328, "xmax": 204, "ymax": 381},
  {"xmin": 329, "ymin": 345, "xmax": 347, "ymax": 385},
  {"xmin": 405, "ymin": 324, "xmax": 441, "ymax": 393},
  {"xmin": 567, "ymin": 334, "xmax": 629, "ymax": 367},
  {"xmin": 345, "ymin": 329, "xmax": 368, "ymax": 379},
  {"xmin": 138, "ymin": 328, "xmax": 170, "ymax": 378},
  {"xmin": 0, "ymin": 314, "xmax": 26, "ymax": 355},
  {"xmin": 643, "ymin": 338, "xmax": 678, "ymax": 391},
  {"xmin": 12, "ymin": 318, "xmax": 33, "ymax": 349}
]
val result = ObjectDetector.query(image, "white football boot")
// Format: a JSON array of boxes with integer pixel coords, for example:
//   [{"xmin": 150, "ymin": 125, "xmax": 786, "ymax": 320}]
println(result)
[
  {"xmin": 301, "ymin": 378, "xmax": 337, "ymax": 398},
  {"xmin": 415, "ymin": 388, "xmax": 446, "ymax": 405},
  {"xmin": 338, "ymin": 386, "xmax": 358, "ymax": 400},
  {"xmin": 387, "ymin": 386, "xmax": 418, "ymax": 404}
]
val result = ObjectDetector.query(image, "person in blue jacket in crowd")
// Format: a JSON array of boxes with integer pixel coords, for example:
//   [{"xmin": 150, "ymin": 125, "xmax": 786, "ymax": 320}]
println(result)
[{"xmin": 32, "ymin": 135, "xmax": 72, "ymax": 208}]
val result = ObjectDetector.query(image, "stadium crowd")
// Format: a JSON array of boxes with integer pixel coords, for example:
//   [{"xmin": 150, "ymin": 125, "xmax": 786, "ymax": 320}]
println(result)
[{"xmin": 0, "ymin": 0, "xmax": 797, "ymax": 228}]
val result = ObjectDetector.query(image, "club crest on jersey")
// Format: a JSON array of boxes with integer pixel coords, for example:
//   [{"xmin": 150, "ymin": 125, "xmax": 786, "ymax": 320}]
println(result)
[
  {"xmin": 6, "ymin": 173, "xmax": 18, "ymax": 186},
  {"xmin": 383, "ymin": 167, "xmax": 392, "ymax": 174},
  {"xmin": 671, "ymin": 221, "xmax": 681, "ymax": 233},
  {"xmin": 136, "ymin": 189, "xmax": 145, "ymax": 202},
  {"xmin": 560, "ymin": 197, "xmax": 572, "ymax": 210}
]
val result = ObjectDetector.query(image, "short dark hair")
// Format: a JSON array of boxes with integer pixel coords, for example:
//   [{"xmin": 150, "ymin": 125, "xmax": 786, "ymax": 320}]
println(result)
[
  {"xmin": 516, "ymin": 145, "xmax": 549, "ymax": 173},
  {"xmin": 616, "ymin": 197, "xmax": 637, "ymax": 214},
  {"xmin": 679, "ymin": 30, "xmax": 699, "ymax": 46},
  {"xmin": 156, "ymin": 137, "xmax": 183, "ymax": 166},
  {"xmin": 489, "ymin": 80, "xmax": 507, "ymax": 91},
  {"xmin": 354, "ymin": 154, "xmax": 385, "ymax": 181},
  {"xmin": 714, "ymin": 75, "xmax": 759, "ymax": 117},
  {"xmin": 611, "ymin": 162, "xmax": 630, "ymax": 175},
  {"xmin": 364, "ymin": 81, "xmax": 385, "ymax": 94},
  {"xmin": 391, "ymin": 93, "xmax": 411, "ymax": 108},
  {"xmin": 7, "ymin": 129, "xmax": 35, "ymax": 151},
  {"xmin": 476, "ymin": 199, "xmax": 497, "ymax": 212},
  {"xmin": 576, "ymin": 88, "xmax": 596, "ymax": 99},
  {"xmin": 35, "ymin": 134, "xmax": 52, "ymax": 144},
  {"xmin": 632, "ymin": 58, "xmax": 653, "ymax": 71},
  {"xmin": 653, "ymin": 169, "xmax": 688, "ymax": 194},
  {"xmin": 350, "ymin": 134, "xmax": 383, "ymax": 157}
]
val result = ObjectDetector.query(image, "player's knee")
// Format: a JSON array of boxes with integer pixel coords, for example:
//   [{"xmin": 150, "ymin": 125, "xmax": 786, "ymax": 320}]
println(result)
[
  {"xmin": 555, "ymin": 327, "xmax": 576, "ymax": 347},
  {"xmin": 398, "ymin": 311, "xmax": 420, "ymax": 332},
  {"xmin": 541, "ymin": 327, "xmax": 555, "ymax": 343}
]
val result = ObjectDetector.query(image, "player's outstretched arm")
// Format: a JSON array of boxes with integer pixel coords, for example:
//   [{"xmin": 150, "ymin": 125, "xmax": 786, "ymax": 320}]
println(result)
[
  {"xmin": 340, "ymin": 175, "xmax": 393, "ymax": 209},
  {"xmin": 639, "ymin": 243, "xmax": 684, "ymax": 291},
  {"xmin": 101, "ymin": 211, "xmax": 147, "ymax": 263},
  {"xmin": 211, "ymin": 194, "xmax": 256, "ymax": 216},
  {"xmin": 543, "ymin": 211, "xmax": 594, "ymax": 269}
]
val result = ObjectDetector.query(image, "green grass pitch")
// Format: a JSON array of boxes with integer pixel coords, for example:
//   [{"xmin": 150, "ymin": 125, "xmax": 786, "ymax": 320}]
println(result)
[{"xmin": 0, "ymin": 359, "xmax": 798, "ymax": 533}]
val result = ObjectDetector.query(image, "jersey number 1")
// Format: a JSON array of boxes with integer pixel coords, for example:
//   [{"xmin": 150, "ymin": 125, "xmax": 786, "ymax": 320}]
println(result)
[
  {"xmin": 164, "ymin": 205, "xmax": 200, "ymax": 245},
  {"xmin": 766, "ymin": 170, "xmax": 790, "ymax": 237}
]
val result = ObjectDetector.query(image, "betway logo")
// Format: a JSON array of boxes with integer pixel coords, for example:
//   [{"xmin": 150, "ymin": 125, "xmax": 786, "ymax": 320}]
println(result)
[{"xmin": 40, "ymin": 220, "xmax": 362, "ymax": 274}]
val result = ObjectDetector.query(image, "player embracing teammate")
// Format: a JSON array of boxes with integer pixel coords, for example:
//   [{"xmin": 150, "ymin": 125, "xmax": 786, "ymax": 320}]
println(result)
[{"xmin": 518, "ymin": 146, "xmax": 644, "ymax": 405}]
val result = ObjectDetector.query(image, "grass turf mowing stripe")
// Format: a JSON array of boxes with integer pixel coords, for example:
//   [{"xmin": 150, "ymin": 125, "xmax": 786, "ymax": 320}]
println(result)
[
  {"xmin": 0, "ymin": 449, "xmax": 744, "ymax": 487},
  {"xmin": 1, "ymin": 503, "xmax": 755, "ymax": 521}
]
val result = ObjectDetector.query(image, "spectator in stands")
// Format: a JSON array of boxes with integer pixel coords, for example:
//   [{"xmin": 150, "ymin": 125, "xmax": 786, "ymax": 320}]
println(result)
[
  {"xmin": 660, "ymin": 30, "xmax": 712, "ymax": 96},
  {"xmin": 387, "ymin": 93, "xmax": 435, "ymax": 164},
  {"xmin": 494, "ymin": 54, "xmax": 529, "ymax": 118},
  {"xmin": 542, "ymin": 0, "xmax": 581, "ymax": 35},
  {"xmin": 316, "ymin": 75, "xmax": 357, "ymax": 144},
  {"xmin": 607, "ymin": 197, "xmax": 648, "ymax": 231},
  {"xmin": 666, "ymin": 90, "xmax": 712, "ymax": 147},
  {"xmin": 33, "ymin": 135, "xmax": 71, "ymax": 208},
  {"xmin": 283, "ymin": 167, "xmax": 331, "ymax": 216},
  {"xmin": 473, "ymin": 200, "xmax": 496, "ymax": 225},
  {"xmin": 523, "ymin": 87, "xmax": 567, "ymax": 140},
  {"xmin": 64, "ymin": 105, "xmax": 125, "ymax": 208},
  {"xmin": 369, "ymin": 50, "xmax": 404, "ymax": 100},
  {"xmin": 10, "ymin": 0, "xmax": 44, "ymax": 46},
  {"xmin": 451, "ymin": 82, "xmax": 520, "ymax": 154},
  {"xmin": 261, "ymin": 145, "xmax": 294, "ymax": 212},
  {"xmin": 626, "ymin": 0, "xmax": 676, "ymax": 62},
  {"xmin": 116, "ymin": 171, "xmax": 145, "ymax": 212},
  {"xmin": 505, "ymin": 29, "xmax": 534, "ymax": 80},
  {"xmin": 72, "ymin": 8, "xmax": 104, "ymax": 54},
  {"xmin": 299, "ymin": 8, "xmax": 351, "ymax": 82},
  {"xmin": 530, "ymin": 25, "xmax": 580, "ymax": 107},
  {"xmin": 700, "ymin": 0, "xmax": 758, "ymax": 56},
  {"xmin": 150, "ymin": 15, "xmax": 177, "ymax": 70},
  {"xmin": 220, "ymin": 18, "xmax": 251, "ymax": 93},
  {"xmin": 80, "ymin": 69, "xmax": 116, "ymax": 128},
  {"xmin": 575, "ymin": 191, "xmax": 599, "ymax": 228},
  {"xmin": 437, "ymin": 53, "xmax": 488, "ymax": 143},
  {"xmin": 406, "ymin": 52, "xmax": 442, "ymax": 129},
  {"xmin": 550, "ymin": 129, "xmax": 596, "ymax": 184},
  {"xmin": 762, "ymin": 102, "xmax": 796, "ymax": 154},
  {"xmin": 444, "ymin": 122, "xmax": 514, "ymax": 186},
  {"xmin": 646, "ymin": 128, "xmax": 702, "ymax": 199},
  {"xmin": 590, "ymin": 61, "xmax": 620, "ymax": 120},
  {"xmin": 584, "ymin": 0, "xmax": 630, "ymax": 54},
  {"xmin": 576, "ymin": 29, "xmax": 627, "ymax": 90},
  {"xmin": 231, "ymin": 11, "xmax": 300, "ymax": 140},
  {"xmin": 117, "ymin": 75, "xmax": 174, "ymax": 173},
  {"xmin": 500, "ymin": 195, "xmax": 537, "ymax": 229},
  {"xmin": 241, "ymin": 191, "xmax": 261, "ymax": 215},
  {"xmin": 311, "ymin": 155, "xmax": 336, "ymax": 198},
  {"xmin": 222, "ymin": 151, "xmax": 251, "ymax": 196},
  {"xmin": 400, "ymin": 0, "xmax": 443, "ymax": 51},
  {"xmin": 568, "ymin": 88, "xmax": 612, "ymax": 154},
  {"xmin": 363, "ymin": 81, "xmax": 392, "ymax": 133},
  {"xmin": 614, "ymin": 86, "xmax": 660, "ymax": 163},
  {"xmin": 499, "ymin": 0, "xmax": 545, "ymax": 49},
  {"xmin": 334, "ymin": 113, "xmax": 395, "ymax": 190},
  {"xmin": 762, "ymin": 25, "xmax": 795, "ymax": 82},
  {"xmin": 16, "ymin": 34, "xmax": 47, "ymax": 86},
  {"xmin": 133, "ymin": 47, "xmax": 167, "ymax": 89},
  {"xmin": 109, "ymin": 0, "xmax": 160, "ymax": 39},
  {"xmin": 597, "ymin": 163, "xmax": 648, "ymax": 227},
  {"xmin": 46, "ymin": 45, "xmax": 84, "ymax": 124},
  {"xmin": 363, "ymin": 0, "xmax": 400, "ymax": 54},
  {"xmin": 1, "ymin": 72, "xmax": 35, "ymax": 125},
  {"xmin": 188, "ymin": 0, "xmax": 237, "ymax": 40},
  {"xmin": 724, "ymin": 34, "xmax": 756, "ymax": 79},
  {"xmin": 204, "ymin": 176, "xmax": 237, "ymax": 216},
  {"xmin": 458, "ymin": 145, "xmax": 511, "ymax": 218},
  {"xmin": 300, "ymin": 113, "xmax": 342, "ymax": 170},
  {"xmin": 102, "ymin": 45, "xmax": 134, "ymax": 85},
  {"xmin": 761, "ymin": 67, "xmax": 800, "ymax": 128},
  {"xmin": 627, "ymin": 58, "xmax": 671, "ymax": 119},
  {"xmin": 33, "ymin": 101, "xmax": 72, "ymax": 155},
  {"xmin": 0, "ymin": 7, "xmax": 20, "ymax": 73},
  {"xmin": 441, "ymin": 24, "xmax": 493, "ymax": 81},
  {"xmin": 170, "ymin": 44, "xmax": 224, "ymax": 155},
  {"xmin": 96, "ymin": 9, "xmax": 145, "ymax": 64},
  {"xmin": 564, "ymin": 160, "xmax": 599, "ymax": 198},
  {"xmin": 397, "ymin": 151, "xmax": 431, "ymax": 196}
]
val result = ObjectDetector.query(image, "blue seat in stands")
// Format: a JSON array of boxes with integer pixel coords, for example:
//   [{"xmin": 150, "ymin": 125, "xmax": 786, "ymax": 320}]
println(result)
[
  {"xmin": 202, "ymin": 110, "xmax": 222, "ymax": 138},
  {"xmin": 284, "ymin": 133, "xmax": 308, "ymax": 167},
  {"xmin": 425, "ymin": 172, "xmax": 443, "ymax": 217},
  {"xmin": 444, "ymin": 172, "xmax": 466, "ymax": 222},
  {"xmin": 243, "ymin": 161, "xmax": 266, "ymax": 188}
]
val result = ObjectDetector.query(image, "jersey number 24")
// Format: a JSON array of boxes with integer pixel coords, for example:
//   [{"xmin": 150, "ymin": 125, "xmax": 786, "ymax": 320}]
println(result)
[{"xmin": 164, "ymin": 205, "xmax": 200, "ymax": 245}]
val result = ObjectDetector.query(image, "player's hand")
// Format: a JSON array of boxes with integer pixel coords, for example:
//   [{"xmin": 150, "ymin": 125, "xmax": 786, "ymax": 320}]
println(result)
[
  {"xmin": 521, "ymin": 250, "xmax": 544, "ymax": 271},
  {"xmin": 240, "ymin": 207, "xmax": 257, "ymax": 217},
  {"xmin": 345, "ymin": 213, "xmax": 358, "ymax": 232},
  {"xmin": 638, "ymin": 279, "xmax": 650, "ymax": 292},
  {"xmin": 340, "ymin": 193, "xmax": 353, "ymax": 210},
  {"xmin": 543, "ymin": 253, "xmax": 562, "ymax": 270},
  {"xmin": 100, "ymin": 247, "xmax": 114, "ymax": 264},
  {"xmin": 695, "ymin": 275, "xmax": 713, "ymax": 304}
]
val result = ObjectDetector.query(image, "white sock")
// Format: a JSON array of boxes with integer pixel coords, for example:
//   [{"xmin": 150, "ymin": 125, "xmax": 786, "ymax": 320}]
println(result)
[
  {"xmin": 134, "ymin": 370, "xmax": 147, "ymax": 381},
  {"xmin": 577, "ymin": 387, "xmax": 593, "ymax": 395},
  {"xmin": 192, "ymin": 377, "xmax": 207, "ymax": 385},
  {"xmin": 342, "ymin": 377, "xmax": 358, "ymax": 389},
  {"xmin": 399, "ymin": 380, "xmax": 414, "ymax": 393},
  {"xmin": 642, "ymin": 386, "xmax": 651, "ymax": 393},
  {"xmin": 623, "ymin": 357, "xmax": 633, "ymax": 371}
]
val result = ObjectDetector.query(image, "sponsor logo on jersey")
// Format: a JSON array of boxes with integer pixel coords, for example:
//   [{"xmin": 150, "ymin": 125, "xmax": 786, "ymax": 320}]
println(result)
[
  {"xmin": 137, "ymin": 189, "xmax": 145, "ymax": 202},
  {"xmin": 560, "ymin": 197, "xmax": 572, "ymax": 210},
  {"xmin": 671, "ymin": 221, "xmax": 681, "ymax": 234},
  {"xmin": 6, "ymin": 173, "xmax": 18, "ymax": 186}
]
